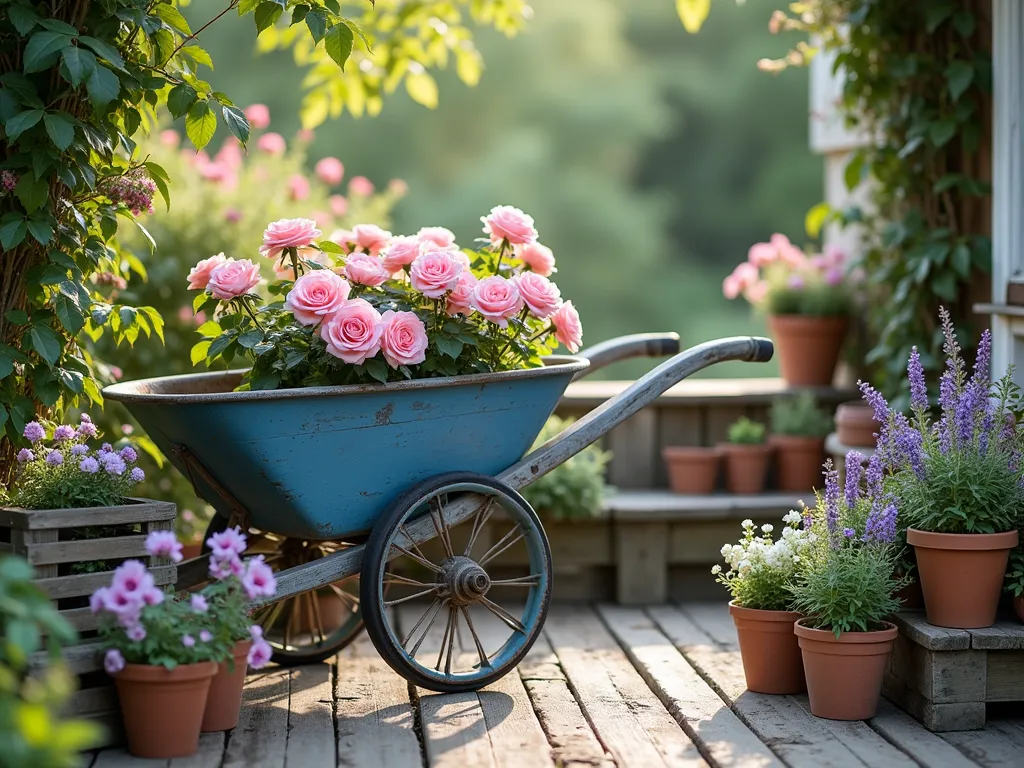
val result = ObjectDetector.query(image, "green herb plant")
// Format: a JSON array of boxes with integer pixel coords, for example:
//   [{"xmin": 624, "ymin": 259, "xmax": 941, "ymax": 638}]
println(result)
[
  {"xmin": 727, "ymin": 417, "xmax": 766, "ymax": 445},
  {"xmin": 771, "ymin": 391, "xmax": 833, "ymax": 438},
  {"xmin": 520, "ymin": 416, "xmax": 611, "ymax": 521}
]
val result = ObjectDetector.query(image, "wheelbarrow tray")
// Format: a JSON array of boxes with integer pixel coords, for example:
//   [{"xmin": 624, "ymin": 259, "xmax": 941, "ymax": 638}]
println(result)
[{"xmin": 104, "ymin": 356, "xmax": 589, "ymax": 540}]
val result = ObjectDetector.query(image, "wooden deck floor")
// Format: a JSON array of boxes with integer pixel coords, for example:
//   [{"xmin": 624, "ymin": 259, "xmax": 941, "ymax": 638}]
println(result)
[{"xmin": 90, "ymin": 603, "xmax": 1024, "ymax": 768}]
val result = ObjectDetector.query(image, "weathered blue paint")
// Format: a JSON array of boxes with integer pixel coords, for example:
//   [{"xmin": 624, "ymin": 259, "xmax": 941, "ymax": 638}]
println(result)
[{"xmin": 104, "ymin": 358, "xmax": 588, "ymax": 540}]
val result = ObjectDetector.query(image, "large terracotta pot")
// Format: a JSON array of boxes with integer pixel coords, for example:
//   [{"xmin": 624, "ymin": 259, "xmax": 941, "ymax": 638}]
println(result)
[
  {"xmin": 768, "ymin": 314, "xmax": 848, "ymax": 387},
  {"xmin": 835, "ymin": 402, "xmax": 881, "ymax": 448},
  {"xmin": 771, "ymin": 435, "xmax": 825, "ymax": 493},
  {"xmin": 721, "ymin": 443, "xmax": 772, "ymax": 495},
  {"xmin": 662, "ymin": 446, "xmax": 721, "ymax": 494},
  {"xmin": 729, "ymin": 602, "xmax": 804, "ymax": 694},
  {"xmin": 908, "ymin": 528, "xmax": 1019, "ymax": 628},
  {"xmin": 1015, "ymin": 595, "xmax": 1024, "ymax": 624},
  {"xmin": 202, "ymin": 640, "xmax": 252, "ymax": 732},
  {"xmin": 795, "ymin": 619, "xmax": 897, "ymax": 720},
  {"xmin": 114, "ymin": 661, "xmax": 217, "ymax": 758}
]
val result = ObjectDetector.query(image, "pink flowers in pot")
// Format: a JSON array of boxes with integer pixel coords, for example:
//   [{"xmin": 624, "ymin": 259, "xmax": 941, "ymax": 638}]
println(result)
[{"xmin": 186, "ymin": 205, "xmax": 584, "ymax": 390}]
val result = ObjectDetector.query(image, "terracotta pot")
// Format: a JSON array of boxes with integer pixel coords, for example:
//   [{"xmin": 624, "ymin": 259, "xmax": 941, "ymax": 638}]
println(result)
[
  {"xmin": 771, "ymin": 435, "xmax": 825, "ymax": 492},
  {"xmin": 114, "ymin": 661, "xmax": 217, "ymax": 758},
  {"xmin": 768, "ymin": 314, "xmax": 848, "ymax": 387},
  {"xmin": 908, "ymin": 528, "xmax": 1019, "ymax": 628},
  {"xmin": 835, "ymin": 402, "xmax": 881, "ymax": 448},
  {"xmin": 202, "ymin": 640, "xmax": 252, "ymax": 732},
  {"xmin": 293, "ymin": 588, "xmax": 353, "ymax": 634},
  {"xmin": 1015, "ymin": 595, "xmax": 1024, "ymax": 624},
  {"xmin": 662, "ymin": 446, "xmax": 721, "ymax": 494},
  {"xmin": 720, "ymin": 443, "xmax": 772, "ymax": 495},
  {"xmin": 795, "ymin": 619, "xmax": 897, "ymax": 720},
  {"xmin": 729, "ymin": 602, "xmax": 805, "ymax": 694},
  {"xmin": 181, "ymin": 542, "xmax": 203, "ymax": 561}
]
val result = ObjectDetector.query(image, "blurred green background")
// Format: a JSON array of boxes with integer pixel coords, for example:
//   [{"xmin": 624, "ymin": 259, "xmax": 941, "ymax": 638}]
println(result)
[{"xmin": 169, "ymin": 0, "xmax": 821, "ymax": 379}]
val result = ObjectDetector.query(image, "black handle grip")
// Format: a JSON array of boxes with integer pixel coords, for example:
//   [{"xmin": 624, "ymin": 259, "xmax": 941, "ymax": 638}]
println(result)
[
  {"xmin": 751, "ymin": 337, "xmax": 774, "ymax": 363},
  {"xmin": 650, "ymin": 334, "xmax": 681, "ymax": 358}
]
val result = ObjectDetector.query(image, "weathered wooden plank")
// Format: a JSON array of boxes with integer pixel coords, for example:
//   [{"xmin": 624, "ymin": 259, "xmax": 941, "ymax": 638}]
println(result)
[
  {"xmin": 545, "ymin": 605, "xmax": 707, "ymax": 767},
  {"xmin": 986, "ymin": 720, "xmax": 1024, "ymax": 750},
  {"xmin": 867, "ymin": 701, "xmax": 977, "ymax": 768},
  {"xmin": 986, "ymin": 650, "xmax": 1024, "ymax": 700},
  {"xmin": 285, "ymin": 663, "xmax": 335, "ymax": 768},
  {"xmin": 222, "ymin": 668, "xmax": 290, "ymax": 768},
  {"xmin": 597, "ymin": 605, "xmax": 780, "ymax": 768},
  {"xmin": 971, "ymin": 622, "xmax": 1024, "ymax": 650},
  {"xmin": 891, "ymin": 612, "xmax": 972, "ymax": 651},
  {"xmin": 91, "ymin": 749, "xmax": 166, "ymax": 767},
  {"xmin": 335, "ymin": 634, "xmax": 421, "ymax": 768},
  {"xmin": 168, "ymin": 733, "xmax": 225, "ymax": 768},
  {"xmin": 677, "ymin": 602, "xmax": 738, "ymax": 651},
  {"xmin": 32, "ymin": 641, "xmax": 104, "ymax": 674},
  {"xmin": 607, "ymin": 410, "xmax": 658, "ymax": 489},
  {"xmin": 789, "ymin": 696, "xmax": 917, "ymax": 768},
  {"xmin": 67, "ymin": 685, "xmax": 117, "ymax": 716},
  {"xmin": 615, "ymin": 522, "xmax": 668, "ymax": 604},
  {"xmin": 608, "ymin": 491, "xmax": 803, "ymax": 522},
  {"xmin": 940, "ymin": 728, "xmax": 1024, "ymax": 767},
  {"xmin": 26, "ymin": 534, "xmax": 148, "ymax": 566},
  {"xmin": 705, "ymin": 406, "xmax": 749, "ymax": 447},
  {"xmin": 0, "ymin": 499, "xmax": 175, "ymax": 530},
  {"xmin": 35, "ymin": 565, "xmax": 176, "ymax": 600}
]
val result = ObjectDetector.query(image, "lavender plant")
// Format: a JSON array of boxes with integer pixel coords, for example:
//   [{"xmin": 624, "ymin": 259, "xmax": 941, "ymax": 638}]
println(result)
[
  {"xmin": 790, "ymin": 455, "xmax": 905, "ymax": 636},
  {"xmin": 861, "ymin": 309, "xmax": 1024, "ymax": 535}
]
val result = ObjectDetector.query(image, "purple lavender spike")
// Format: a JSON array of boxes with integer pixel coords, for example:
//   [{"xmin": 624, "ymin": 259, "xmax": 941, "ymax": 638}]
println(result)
[
  {"xmin": 908, "ymin": 347, "xmax": 928, "ymax": 412},
  {"xmin": 858, "ymin": 380, "xmax": 891, "ymax": 426},
  {"xmin": 844, "ymin": 451, "xmax": 863, "ymax": 508}
]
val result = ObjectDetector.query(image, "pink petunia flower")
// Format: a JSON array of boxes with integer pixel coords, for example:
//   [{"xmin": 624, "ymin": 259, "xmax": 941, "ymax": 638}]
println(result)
[{"xmin": 145, "ymin": 530, "xmax": 183, "ymax": 563}]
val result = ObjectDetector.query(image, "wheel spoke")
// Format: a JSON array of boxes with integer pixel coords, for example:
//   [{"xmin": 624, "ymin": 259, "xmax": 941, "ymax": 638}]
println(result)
[
  {"xmin": 309, "ymin": 591, "xmax": 326, "ymax": 645},
  {"xmin": 390, "ymin": 543, "xmax": 443, "ymax": 573},
  {"xmin": 478, "ymin": 525, "xmax": 525, "ymax": 567},
  {"xmin": 385, "ymin": 587, "xmax": 439, "ymax": 607},
  {"xmin": 463, "ymin": 497, "xmax": 497, "ymax": 557},
  {"xmin": 489, "ymin": 574, "xmax": 541, "ymax": 587},
  {"xmin": 328, "ymin": 582, "xmax": 359, "ymax": 609},
  {"xmin": 404, "ymin": 598, "xmax": 444, "ymax": 656},
  {"xmin": 429, "ymin": 497, "xmax": 455, "ymax": 559},
  {"xmin": 480, "ymin": 596, "xmax": 526, "ymax": 634},
  {"xmin": 459, "ymin": 606, "xmax": 491, "ymax": 671},
  {"xmin": 436, "ymin": 606, "xmax": 456, "ymax": 673},
  {"xmin": 384, "ymin": 572, "xmax": 437, "ymax": 588},
  {"xmin": 399, "ymin": 524, "xmax": 434, "ymax": 566}
]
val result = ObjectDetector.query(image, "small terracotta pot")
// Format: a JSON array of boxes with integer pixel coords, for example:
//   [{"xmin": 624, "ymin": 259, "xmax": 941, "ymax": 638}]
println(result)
[
  {"xmin": 181, "ymin": 542, "xmax": 203, "ymax": 561},
  {"xmin": 768, "ymin": 314, "xmax": 848, "ymax": 387},
  {"xmin": 835, "ymin": 402, "xmax": 881, "ymax": 448},
  {"xmin": 202, "ymin": 640, "xmax": 252, "ymax": 732},
  {"xmin": 662, "ymin": 446, "xmax": 721, "ymax": 494},
  {"xmin": 795, "ymin": 619, "xmax": 897, "ymax": 720},
  {"xmin": 720, "ymin": 443, "xmax": 772, "ymax": 495},
  {"xmin": 729, "ymin": 602, "xmax": 805, "ymax": 694},
  {"xmin": 771, "ymin": 435, "xmax": 825, "ymax": 492},
  {"xmin": 114, "ymin": 661, "xmax": 217, "ymax": 758},
  {"xmin": 294, "ymin": 590, "xmax": 352, "ymax": 634},
  {"xmin": 908, "ymin": 528, "xmax": 1019, "ymax": 628},
  {"xmin": 1015, "ymin": 595, "xmax": 1024, "ymax": 624}
]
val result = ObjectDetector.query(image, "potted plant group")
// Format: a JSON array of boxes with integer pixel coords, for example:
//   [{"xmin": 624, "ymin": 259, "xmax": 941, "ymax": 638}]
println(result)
[
  {"xmin": 835, "ymin": 401, "xmax": 882, "ymax": 448},
  {"xmin": 790, "ymin": 459, "xmax": 903, "ymax": 720},
  {"xmin": 721, "ymin": 418, "xmax": 772, "ymax": 494},
  {"xmin": 723, "ymin": 235, "xmax": 854, "ymax": 386},
  {"xmin": 865, "ymin": 312, "xmax": 1022, "ymax": 629},
  {"xmin": 662, "ymin": 445, "xmax": 721, "ymax": 494},
  {"xmin": 91, "ymin": 531, "xmax": 273, "ymax": 758},
  {"xmin": 770, "ymin": 392, "xmax": 833, "ymax": 492},
  {"xmin": 713, "ymin": 511, "xmax": 814, "ymax": 694}
]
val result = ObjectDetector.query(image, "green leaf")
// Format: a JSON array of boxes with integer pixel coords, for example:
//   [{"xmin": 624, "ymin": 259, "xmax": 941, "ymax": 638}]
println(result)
[
  {"xmin": 254, "ymin": 2, "xmax": 283, "ymax": 34},
  {"xmin": 945, "ymin": 61, "xmax": 974, "ymax": 102},
  {"xmin": 190, "ymin": 340, "xmax": 212, "ymax": 365},
  {"xmin": 951, "ymin": 244, "xmax": 972, "ymax": 277},
  {"xmin": 405, "ymin": 71, "xmax": 438, "ymax": 109},
  {"xmin": 324, "ymin": 23, "xmax": 354, "ymax": 70},
  {"xmin": 15, "ymin": 174, "xmax": 47, "ymax": 212},
  {"xmin": 237, "ymin": 329, "xmax": 264, "ymax": 348},
  {"xmin": 675, "ymin": 0, "xmax": 711, "ymax": 33},
  {"xmin": 61, "ymin": 47, "xmax": 97, "ymax": 88},
  {"xmin": 28, "ymin": 325, "xmax": 61, "ymax": 364},
  {"xmin": 55, "ymin": 291, "xmax": 86, "ymax": 335},
  {"xmin": 181, "ymin": 46, "xmax": 214, "ymax": 71},
  {"xmin": 317, "ymin": 240, "xmax": 344, "ymax": 254},
  {"xmin": 167, "ymin": 83, "xmax": 198, "ymax": 119},
  {"xmin": 363, "ymin": 357, "xmax": 388, "ymax": 383},
  {"xmin": 78, "ymin": 36, "xmax": 125, "ymax": 70},
  {"xmin": 930, "ymin": 271, "xmax": 958, "ymax": 301},
  {"xmin": 145, "ymin": 161, "xmax": 171, "ymax": 211},
  {"xmin": 5, "ymin": 109, "xmax": 43, "ymax": 141},
  {"xmin": 196, "ymin": 320, "xmax": 222, "ymax": 337},
  {"xmin": 5, "ymin": 310, "xmax": 29, "ymax": 325},
  {"xmin": 8, "ymin": 5, "xmax": 39, "ymax": 35},
  {"xmin": 0, "ymin": 219, "xmax": 27, "ymax": 250},
  {"xmin": 804, "ymin": 202, "xmax": 831, "ymax": 239},
  {"xmin": 139, "ymin": 306, "xmax": 165, "ymax": 342},
  {"xmin": 221, "ymin": 105, "xmax": 250, "ymax": 144},
  {"xmin": 952, "ymin": 10, "xmax": 976, "ymax": 37},
  {"xmin": 153, "ymin": 2, "xmax": 193, "ymax": 36},
  {"xmin": 238, "ymin": 0, "xmax": 262, "ymax": 14},
  {"xmin": 85, "ymin": 65, "xmax": 120, "ymax": 106},
  {"xmin": 6, "ymin": 619, "xmax": 41, "ymax": 659},
  {"xmin": 306, "ymin": 10, "xmax": 327, "ymax": 43},
  {"xmin": 151, "ymin": 28, "xmax": 176, "ymax": 66},
  {"xmin": 0, "ymin": 350, "xmax": 13, "ymax": 380},
  {"xmin": 930, "ymin": 119, "xmax": 957, "ymax": 148},
  {"xmin": 185, "ymin": 100, "xmax": 217, "ymax": 150},
  {"xmin": 23, "ymin": 31, "xmax": 71, "ymax": 73},
  {"xmin": 43, "ymin": 112, "xmax": 75, "ymax": 150},
  {"xmin": 925, "ymin": 4, "xmax": 953, "ymax": 33},
  {"xmin": 435, "ymin": 336, "xmax": 464, "ymax": 359},
  {"xmin": 250, "ymin": 371, "xmax": 281, "ymax": 390},
  {"xmin": 38, "ymin": 18, "xmax": 79, "ymax": 35},
  {"xmin": 26, "ymin": 218, "xmax": 53, "ymax": 245},
  {"xmin": 208, "ymin": 332, "xmax": 235, "ymax": 357}
]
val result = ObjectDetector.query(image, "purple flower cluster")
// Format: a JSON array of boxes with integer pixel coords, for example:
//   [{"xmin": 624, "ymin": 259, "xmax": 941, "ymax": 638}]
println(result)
[
  {"xmin": 105, "ymin": 168, "xmax": 157, "ymax": 216},
  {"xmin": 908, "ymin": 347, "xmax": 928, "ymax": 412},
  {"xmin": 1, "ymin": 171, "xmax": 17, "ymax": 193},
  {"xmin": 823, "ymin": 460, "xmax": 840, "ymax": 542},
  {"xmin": 864, "ymin": 502, "xmax": 898, "ymax": 544},
  {"xmin": 844, "ymin": 451, "xmax": 862, "ymax": 508}
]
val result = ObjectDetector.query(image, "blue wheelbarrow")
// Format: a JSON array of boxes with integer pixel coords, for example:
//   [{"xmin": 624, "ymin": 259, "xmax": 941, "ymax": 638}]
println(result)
[{"xmin": 104, "ymin": 334, "xmax": 773, "ymax": 692}]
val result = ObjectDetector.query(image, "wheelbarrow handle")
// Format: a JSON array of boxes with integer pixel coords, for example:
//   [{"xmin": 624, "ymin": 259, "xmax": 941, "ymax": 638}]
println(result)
[{"xmin": 575, "ymin": 333, "xmax": 682, "ymax": 378}]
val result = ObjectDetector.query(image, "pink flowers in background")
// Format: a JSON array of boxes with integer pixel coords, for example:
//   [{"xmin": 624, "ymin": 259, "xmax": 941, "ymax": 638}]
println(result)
[
  {"xmin": 482, "ymin": 205, "xmax": 537, "ymax": 246},
  {"xmin": 315, "ymin": 157, "xmax": 345, "ymax": 186},
  {"xmin": 380, "ymin": 311, "xmax": 429, "ymax": 367},
  {"xmin": 207, "ymin": 259, "xmax": 261, "ymax": 300},
  {"xmin": 348, "ymin": 176, "xmax": 375, "ymax": 196},
  {"xmin": 259, "ymin": 218, "xmax": 322, "ymax": 260},
  {"xmin": 351, "ymin": 223, "xmax": 392, "ymax": 256},
  {"xmin": 244, "ymin": 103, "xmax": 271, "ymax": 130},
  {"xmin": 288, "ymin": 174, "xmax": 311, "ymax": 202},
  {"xmin": 256, "ymin": 132, "xmax": 286, "ymax": 155},
  {"xmin": 284, "ymin": 270, "xmax": 350, "ymax": 325},
  {"xmin": 145, "ymin": 530, "xmax": 184, "ymax": 563}
]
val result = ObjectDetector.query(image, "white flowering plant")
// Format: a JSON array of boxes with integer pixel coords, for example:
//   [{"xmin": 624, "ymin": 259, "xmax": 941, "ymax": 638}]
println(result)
[{"xmin": 713, "ymin": 512, "xmax": 815, "ymax": 611}]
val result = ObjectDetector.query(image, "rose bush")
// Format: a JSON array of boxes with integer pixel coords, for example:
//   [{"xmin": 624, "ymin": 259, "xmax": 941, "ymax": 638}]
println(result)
[{"xmin": 187, "ymin": 206, "xmax": 584, "ymax": 388}]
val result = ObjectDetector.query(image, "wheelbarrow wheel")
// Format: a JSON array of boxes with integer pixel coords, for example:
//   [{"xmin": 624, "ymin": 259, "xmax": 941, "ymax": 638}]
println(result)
[
  {"xmin": 202, "ymin": 516, "xmax": 367, "ymax": 665},
  {"xmin": 361, "ymin": 472, "xmax": 552, "ymax": 693}
]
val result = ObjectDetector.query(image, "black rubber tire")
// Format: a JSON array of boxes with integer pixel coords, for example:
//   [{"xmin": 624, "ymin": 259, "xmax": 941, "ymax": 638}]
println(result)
[{"xmin": 360, "ymin": 471, "xmax": 552, "ymax": 693}]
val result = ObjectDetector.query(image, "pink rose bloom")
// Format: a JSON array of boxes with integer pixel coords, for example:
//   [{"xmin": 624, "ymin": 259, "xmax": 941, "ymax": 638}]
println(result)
[
  {"xmin": 722, "ymin": 262, "xmax": 760, "ymax": 300},
  {"xmin": 516, "ymin": 242, "xmax": 555, "ymax": 276},
  {"xmin": 329, "ymin": 195, "xmax": 349, "ymax": 217},
  {"xmin": 382, "ymin": 236, "xmax": 422, "ymax": 273},
  {"xmin": 446, "ymin": 271, "xmax": 478, "ymax": 316},
  {"xmin": 244, "ymin": 103, "xmax": 271, "ymax": 130},
  {"xmin": 176, "ymin": 306, "xmax": 193, "ymax": 323},
  {"xmin": 285, "ymin": 270, "xmax": 351, "ymax": 325},
  {"xmin": 311, "ymin": 210, "xmax": 331, "ymax": 229},
  {"xmin": 198, "ymin": 161, "xmax": 234, "ymax": 185},
  {"xmin": 288, "ymin": 174, "xmax": 311, "ymax": 201},
  {"xmin": 471, "ymin": 276, "xmax": 524, "ymax": 327},
  {"xmin": 329, "ymin": 229, "xmax": 355, "ymax": 254},
  {"xmin": 224, "ymin": 207, "xmax": 242, "ymax": 223},
  {"xmin": 481, "ymin": 205, "xmax": 537, "ymax": 246},
  {"xmin": 187, "ymin": 253, "xmax": 227, "ymax": 290},
  {"xmin": 749, "ymin": 233, "xmax": 805, "ymax": 268},
  {"xmin": 348, "ymin": 176, "xmax": 375, "ymax": 196},
  {"xmin": 215, "ymin": 141, "xmax": 243, "ymax": 170},
  {"xmin": 321, "ymin": 298, "xmax": 383, "ymax": 364},
  {"xmin": 315, "ymin": 157, "xmax": 345, "ymax": 186},
  {"xmin": 410, "ymin": 250, "xmax": 463, "ymax": 298},
  {"xmin": 551, "ymin": 300, "xmax": 583, "ymax": 353},
  {"xmin": 297, "ymin": 128, "xmax": 315, "ymax": 143},
  {"xmin": 259, "ymin": 218, "xmax": 322, "ymax": 260},
  {"xmin": 351, "ymin": 224, "xmax": 392, "ymax": 256},
  {"xmin": 256, "ymin": 132, "xmax": 286, "ymax": 155},
  {"xmin": 379, "ymin": 310, "xmax": 428, "ymax": 368},
  {"xmin": 745, "ymin": 280, "xmax": 769, "ymax": 304},
  {"xmin": 159, "ymin": 129, "xmax": 180, "ymax": 147},
  {"xmin": 417, "ymin": 227, "xmax": 456, "ymax": 249},
  {"xmin": 345, "ymin": 253, "xmax": 390, "ymax": 287},
  {"xmin": 513, "ymin": 272, "xmax": 562, "ymax": 319},
  {"xmin": 208, "ymin": 259, "xmax": 261, "ymax": 300},
  {"xmin": 746, "ymin": 242, "xmax": 778, "ymax": 267}
]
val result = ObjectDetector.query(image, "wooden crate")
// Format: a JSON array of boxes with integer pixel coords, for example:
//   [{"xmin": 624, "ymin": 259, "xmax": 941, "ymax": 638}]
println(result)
[{"xmin": 883, "ymin": 611, "xmax": 1024, "ymax": 731}]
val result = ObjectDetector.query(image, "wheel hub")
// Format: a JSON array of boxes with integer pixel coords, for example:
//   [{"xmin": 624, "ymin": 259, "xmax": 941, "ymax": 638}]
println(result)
[{"xmin": 438, "ymin": 556, "xmax": 491, "ymax": 606}]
